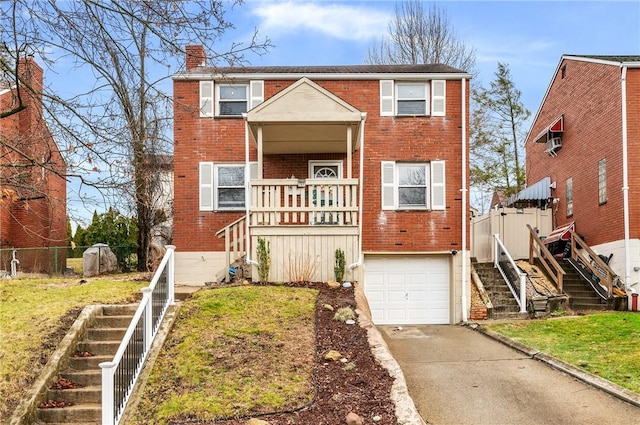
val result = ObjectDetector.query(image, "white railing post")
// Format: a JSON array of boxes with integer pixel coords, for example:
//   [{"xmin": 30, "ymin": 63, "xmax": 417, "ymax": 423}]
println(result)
[
  {"xmin": 493, "ymin": 234, "xmax": 499, "ymax": 268},
  {"xmin": 142, "ymin": 288, "xmax": 153, "ymax": 352},
  {"xmin": 166, "ymin": 245, "xmax": 175, "ymax": 304},
  {"xmin": 100, "ymin": 361, "xmax": 115, "ymax": 425},
  {"xmin": 519, "ymin": 273, "xmax": 527, "ymax": 313}
]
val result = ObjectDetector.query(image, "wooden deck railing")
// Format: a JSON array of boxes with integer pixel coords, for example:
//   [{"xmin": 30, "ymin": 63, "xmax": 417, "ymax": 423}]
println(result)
[
  {"xmin": 527, "ymin": 224, "xmax": 566, "ymax": 293},
  {"xmin": 569, "ymin": 230, "xmax": 615, "ymax": 297},
  {"xmin": 215, "ymin": 216, "xmax": 246, "ymax": 282},
  {"xmin": 250, "ymin": 178, "xmax": 359, "ymax": 226}
]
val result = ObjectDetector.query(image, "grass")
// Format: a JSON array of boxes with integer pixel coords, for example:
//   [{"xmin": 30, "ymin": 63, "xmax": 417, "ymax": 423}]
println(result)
[
  {"xmin": 130, "ymin": 286, "xmax": 318, "ymax": 424},
  {"xmin": 66, "ymin": 257, "xmax": 83, "ymax": 272},
  {"xmin": 485, "ymin": 312, "xmax": 640, "ymax": 392},
  {"xmin": 0, "ymin": 274, "xmax": 147, "ymax": 420}
]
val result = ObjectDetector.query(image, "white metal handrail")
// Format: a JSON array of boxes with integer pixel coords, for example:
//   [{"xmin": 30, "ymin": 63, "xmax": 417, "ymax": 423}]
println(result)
[
  {"xmin": 493, "ymin": 234, "xmax": 527, "ymax": 313},
  {"xmin": 100, "ymin": 245, "xmax": 175, "ymax": 425}
]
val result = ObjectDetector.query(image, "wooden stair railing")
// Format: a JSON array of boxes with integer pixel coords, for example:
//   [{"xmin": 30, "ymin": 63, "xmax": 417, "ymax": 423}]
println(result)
[
  {"xmin": 527, "ymin": 224, "xmax": 566, "ymax": 293},
  {"xmin": 215, "ymin": 216, "xmax": 247, "ymax": 282}
]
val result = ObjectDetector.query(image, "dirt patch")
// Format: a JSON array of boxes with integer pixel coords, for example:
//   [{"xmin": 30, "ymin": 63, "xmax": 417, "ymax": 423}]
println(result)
[{"xmin": 173, "ymin": 284, "xmax": 396, "ymax": 424}]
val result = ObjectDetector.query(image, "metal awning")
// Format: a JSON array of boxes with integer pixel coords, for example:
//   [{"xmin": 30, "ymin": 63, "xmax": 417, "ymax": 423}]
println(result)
[
  {"xmin": 505, "ymin": 176, "xmax": 551, "ymax": 206},
  {"xmin": 534, "ymin": 115, "xmax": 564, "ymax": 144},
  {"xmin": 543, "ymin": 221, "xmax": 575, "ymax": 244}
]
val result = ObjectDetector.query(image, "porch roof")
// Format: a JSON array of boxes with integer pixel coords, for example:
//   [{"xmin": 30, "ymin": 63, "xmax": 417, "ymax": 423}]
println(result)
[
  {"xmin": 246, "ymin": 77, "xmax": 363, "ymax": 154},
  {"xmin": 505, "ymin": 176, "xmax": 552, "ymax": 206}
]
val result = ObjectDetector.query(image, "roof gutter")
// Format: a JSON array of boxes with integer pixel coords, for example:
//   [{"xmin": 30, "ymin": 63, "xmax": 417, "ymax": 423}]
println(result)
[{"xmin": 620, "ymin": 66, "xmax": 632, "ymax": 292}]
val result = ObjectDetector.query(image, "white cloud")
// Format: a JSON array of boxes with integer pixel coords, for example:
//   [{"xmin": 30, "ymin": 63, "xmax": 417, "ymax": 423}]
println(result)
[{"xmin": 251, "ymin": 1, "xmax": 391, "ymax": 41}]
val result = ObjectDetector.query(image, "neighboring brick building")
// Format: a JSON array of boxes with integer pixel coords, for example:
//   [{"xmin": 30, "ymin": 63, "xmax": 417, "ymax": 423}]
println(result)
[
  {"xmin": 0, "ymin": 58, "xmax": 67, "ymax": 274},
  {"xmin": 172, "ymin": 45, "xmax": 471, "ymax": 324},
  {"xmin": 525, "ymin": 55, "xmax": 640, "ymax": 292}
]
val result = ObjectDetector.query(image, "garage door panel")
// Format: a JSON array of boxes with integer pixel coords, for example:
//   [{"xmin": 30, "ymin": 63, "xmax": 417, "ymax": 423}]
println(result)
[{"xmin": 364, "ymin": 255, "xmax": 450, "ymax": 325}]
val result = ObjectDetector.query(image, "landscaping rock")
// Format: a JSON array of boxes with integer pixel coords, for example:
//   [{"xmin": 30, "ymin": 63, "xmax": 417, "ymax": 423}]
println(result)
[
  {"xmin": 324, "ymin": 349, "xmax": 342, "ymax": 361},
  {"xmin": 323, "ymin": 303, "xmax": 335, "ymax": 311},
  {"xmin": 346, "ymin": 411, "xmax": 363, "ymax": 425},
  {"xmin": 246, "ymin": 419, "xmax": 271, "ymax": 425},
  {"xmin": 326, "ymin": 280, "xmax": 341, "ymax": 289}
]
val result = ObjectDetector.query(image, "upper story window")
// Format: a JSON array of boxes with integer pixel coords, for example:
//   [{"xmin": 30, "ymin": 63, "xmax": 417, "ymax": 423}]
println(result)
[
  {"xmin": 381, "ymin": 160, "xmax": 446, "ymax": 210},
  {"xmin": 199, "ymin": 80, "xmax": 264, "ymax": 118},
  {"xmin": 380, "ymin": 80, "xmax": 446, "ymax": 117}
]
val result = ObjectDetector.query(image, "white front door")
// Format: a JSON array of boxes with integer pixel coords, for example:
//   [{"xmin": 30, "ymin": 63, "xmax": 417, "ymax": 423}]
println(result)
[{"xmin": 309, "ymin": 161, "xmax": 342, "ymax": 224}]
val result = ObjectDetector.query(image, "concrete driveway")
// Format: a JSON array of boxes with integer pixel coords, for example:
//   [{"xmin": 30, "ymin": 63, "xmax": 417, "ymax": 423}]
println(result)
[{"xmin": 379, "ymin": 325, "xmax": 640, "ymax": 425}]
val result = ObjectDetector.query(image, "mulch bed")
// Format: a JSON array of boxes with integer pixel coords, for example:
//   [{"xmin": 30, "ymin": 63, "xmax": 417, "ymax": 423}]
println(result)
[{"xmin": 178, "ymin": 284, "xmax": 397, "ymax": 424}]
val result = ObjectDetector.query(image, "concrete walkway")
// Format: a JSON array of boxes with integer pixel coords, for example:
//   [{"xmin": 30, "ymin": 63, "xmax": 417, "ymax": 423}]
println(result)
[{"xmin": 379, "ymin": 325, "xmax": 640, "ymax": 425}]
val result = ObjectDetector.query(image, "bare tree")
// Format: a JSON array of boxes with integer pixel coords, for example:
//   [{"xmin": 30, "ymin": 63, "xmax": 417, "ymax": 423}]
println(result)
[
  {"xmin": 366, "ymin": 1, "xmax": 476, "ymax": 74},
  {"xmin": 1, "ymin": 0, "xmax": 272, "ymax": 270},
  {"xmin": 471, "ymin": 62, "xmax": 530, "ymax": 199}
]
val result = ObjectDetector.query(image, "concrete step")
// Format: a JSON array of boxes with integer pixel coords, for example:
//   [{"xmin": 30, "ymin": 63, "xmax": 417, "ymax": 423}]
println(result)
[
  {"xmin": 88, "ymin": 327, "xmax": 127, "ymax": 341},
  {"xmin": 101, "ymin": 304, "xmax": 138, "ymax": 315},
  {"xmin": 48, "ymin": 386, "xmax": 101, "ymax": 404},
  {"xmin": 69, "ymin": 354, "xmax": 112, "ymax": 369},
  {"xmin": 76, "ymin": 340, "xmax": 124, "ymax": 356},
  {"xmin": 93, "ymin": 315, "xmax": 134, "ymax": 328},
  {"xmin": 37, "ymin": 403, "xmax": 101, "ymax": 423},
  {"xmin": 60, "ymin": 370, "xmax": 102, "ymax": 387}
]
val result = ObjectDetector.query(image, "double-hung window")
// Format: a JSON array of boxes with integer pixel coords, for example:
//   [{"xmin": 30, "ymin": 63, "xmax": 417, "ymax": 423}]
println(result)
[
  {"xmin": 199, "ymin": 80, "xmax": 264, "ymax": 117},
  {"xmin": 381, "ymin": 161, "xmax": 446, "ymax": 210},
  {"xmin": 200, "ymin": 163, "xmax": 252, "ymax": 211},
  {"xmin": 380, "ymin": 80, "xmax": 446, "ymax": 117}
]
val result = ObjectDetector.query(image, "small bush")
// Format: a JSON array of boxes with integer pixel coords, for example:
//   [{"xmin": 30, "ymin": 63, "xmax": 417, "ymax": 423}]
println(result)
[
  {"xmin": 334, "ymin": 248, "xmax": 345, "ymax": 282},
  {"xmin": 333, "ymin": 306, "xmax": 355, "ymax": 322}
]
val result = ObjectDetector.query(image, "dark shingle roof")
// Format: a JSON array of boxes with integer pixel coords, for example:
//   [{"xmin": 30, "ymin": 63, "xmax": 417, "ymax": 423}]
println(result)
[
  {"xmin": 567, "ymin": 55, "xmax": 640, "ymax": 63},
  {"xmin": 187, "ymin": 63, "xmax": 467, "ymax": 75}
]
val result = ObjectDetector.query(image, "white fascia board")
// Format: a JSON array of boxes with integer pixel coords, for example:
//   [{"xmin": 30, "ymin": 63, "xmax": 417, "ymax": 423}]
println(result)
[
  {"xmin": 173, "ymin": 72, "xmax": 472, "ymax": 81},
  {"xmin": 562, "ymin": 55, "xmax": 634, "ymax": 67}
]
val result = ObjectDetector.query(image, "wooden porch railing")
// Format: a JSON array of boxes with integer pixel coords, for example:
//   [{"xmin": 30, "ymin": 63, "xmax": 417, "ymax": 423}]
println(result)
[
  {"xmin": 215, "ymin": 216, "xmax": 246, "ymax": 282},
  {"xmin": 250, "ymin": 178, "xmax": 359, "ymax": 226},
  {"xmin": 569, "ymin": 230, "xmax": 615, "ymax": 297},
  {"xmin": 527, "ymin": 224, "xmax": 566, "ymax": 293}
]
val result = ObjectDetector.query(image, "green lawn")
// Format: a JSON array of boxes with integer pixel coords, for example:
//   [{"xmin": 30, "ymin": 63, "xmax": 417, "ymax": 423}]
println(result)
[
  {"xmin": 130, "ymin": 286, "xmax": 318, "ymax": 424},
  {"xmin": 485, "ymin": 312, "xmax": 640, "ymax": 393},
  {"xmin": 0, "ymin": 275, "xmax": 147, "ymax": 420}
]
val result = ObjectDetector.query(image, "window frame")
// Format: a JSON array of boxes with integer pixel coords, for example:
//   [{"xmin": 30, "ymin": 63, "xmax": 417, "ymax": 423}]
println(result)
[
  {"xmin": 396, "ymin": 82, "xmax": 429, "ymax": 116},
  {"xmin": 380, "ymin": 80, "xmax": 446, "ymax": 117},
  {"xmin": 200, "ymin": 162, "xmax": 257, "ymax": 212},
  {"xmin": 216, "ymin": 83, "xmax": 249, "ymax": 117},
  {"xmin": 381, "ymin": 160, "xmax": 446, "ymax": 211}
]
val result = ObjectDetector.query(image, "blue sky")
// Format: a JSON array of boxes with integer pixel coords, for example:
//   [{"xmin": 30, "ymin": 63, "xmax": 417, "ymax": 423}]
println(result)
[{"xmin": 56, "ymin": 0, "xmax": 640, "ymax": 223}]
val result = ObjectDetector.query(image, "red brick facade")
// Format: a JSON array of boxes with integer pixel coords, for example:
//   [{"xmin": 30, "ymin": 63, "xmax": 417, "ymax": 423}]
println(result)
[
  {"xmin": 0, "ymin": 58, "xmax": 67, "ymax": 273},
  {"xmin": 173, "ymin": 57, "xmax": 470, "ymax": 256},
  {"xmin": 526, "ymin": 56, "xmax": 640, "ymax": 247}
]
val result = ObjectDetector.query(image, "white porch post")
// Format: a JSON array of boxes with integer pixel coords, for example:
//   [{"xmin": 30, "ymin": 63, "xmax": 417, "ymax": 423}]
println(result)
[
  {"xmin": 346, "ymin": 125, "xmax": 352, "ymax": 179},
  {"xmin": 166, "ymin": 245, "xmax": 175, "ymax": 304},
  {"xmin": 257, "ymin": 125, "xmax": 263, "ymax": 179},
  {"xmin": 100, "ymin": 362, "xmax": 115, "ymax": 425}
]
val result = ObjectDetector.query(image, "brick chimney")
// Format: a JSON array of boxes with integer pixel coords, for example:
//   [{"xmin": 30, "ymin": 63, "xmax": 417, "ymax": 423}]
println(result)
[{"xmin": 185, "ymin": 45, "xmax": 206, "ymax": 70}]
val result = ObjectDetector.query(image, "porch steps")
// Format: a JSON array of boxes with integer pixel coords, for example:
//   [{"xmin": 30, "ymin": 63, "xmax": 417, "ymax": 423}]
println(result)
[
  {"xmin": 36, "ymin": 304, "xmax": 137, "ymax": 425},
  {"xmin": 473, "ymin": 262, "xmax": 522, "ymax": 318},
  {"xmin": 557, "ymin": 260, "xmax": 609, "ymax": 311}
]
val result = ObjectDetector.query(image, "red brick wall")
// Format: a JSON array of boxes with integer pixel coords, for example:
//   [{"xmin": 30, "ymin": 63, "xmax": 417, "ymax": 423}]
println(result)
[
  {"xmin": 0, "ymin": 58, "xmax": 67, "ymax": 272},
  {"xmin": 526, "ymin": 59, "xmax": 638, "ymax": 245},
  {"xmin": 173, "ymin": 77, "xmax": 469, "ymax": 253},
  {"xmin": 626, "ymin": 68, "xmax": 640, "ymax": 240}
]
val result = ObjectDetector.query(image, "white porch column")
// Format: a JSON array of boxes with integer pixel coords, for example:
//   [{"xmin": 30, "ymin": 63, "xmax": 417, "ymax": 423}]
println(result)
[
  {"xmin": 257, "ymin": 125, "xmax": 263, "ymax": 179},
  {"xmin": 346, "ymin": 125, "xmax": 353, "ymax": 179}
]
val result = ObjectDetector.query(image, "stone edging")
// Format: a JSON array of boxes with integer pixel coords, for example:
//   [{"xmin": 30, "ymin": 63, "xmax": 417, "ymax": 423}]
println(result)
[{"xmin": 469, "ymin": 322, "xmax": 640, "ymax": 409}]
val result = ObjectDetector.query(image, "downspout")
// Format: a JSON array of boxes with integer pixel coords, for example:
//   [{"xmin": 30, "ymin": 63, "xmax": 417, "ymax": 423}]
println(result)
[
  {"xmin": 621, "ymin": 66, "xmax": 631, "ymax": 291},
  {"xmin": 243, "ymin": 114, "xmax": 257, "ymax": 267},
  {"xmin": 348, "ymin": 113, "xmax": 367, "ymax": 275},
  {"xmin": 461, "ymin": 78, "xmax": 468, "ymax": 322}
]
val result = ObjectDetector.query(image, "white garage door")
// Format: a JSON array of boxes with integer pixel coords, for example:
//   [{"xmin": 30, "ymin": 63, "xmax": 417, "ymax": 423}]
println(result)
[{"xmin": 364, "ymin": 255, "xmax": 450, "ymax": 325}]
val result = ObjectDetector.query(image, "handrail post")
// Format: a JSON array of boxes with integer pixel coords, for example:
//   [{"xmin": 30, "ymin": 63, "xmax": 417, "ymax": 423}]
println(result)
[
  {"xmin": 100, "ymin": 361, "xmax": 115, "ymax": 425},
  {"xmin": 142, "ymin": 288, "xmax": 153, "ymax": 352},
  {"xmin": 519, "ymin": 273, "xmax": 527, "ymax": 313},
  {"xmin": 493, "ymin": 234, "xmax": 499, "ymax": 268},
  {"xmin": 166, "ymin": 245, "xmax": 176, "ymax": 304}
]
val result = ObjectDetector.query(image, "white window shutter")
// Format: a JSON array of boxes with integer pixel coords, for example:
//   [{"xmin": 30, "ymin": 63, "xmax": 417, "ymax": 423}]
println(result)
[
  {"xmin": 200, "ymin": 81, "xmax": 214, "ymax": 117},
  {"xmin": 431, "ymin": 80, "xmax": 446, "ymax": 116},
  {"xmin": 199, "ymin": 162, "xmax": 214, "ymax": 211},
  {"xmin": 431, "ymin": 160, "xmax": 446, "ymax": 210},
  {"xmin": 380, "ymin": 80, "xmax": 394, "ymax": 116},
  {"xmin": 250, "ymin": 80, "xmax": 264, "ymax": 109},
  {"xmin": 381, "ymin": 161, "xmax": 396, "ymax": 210}
]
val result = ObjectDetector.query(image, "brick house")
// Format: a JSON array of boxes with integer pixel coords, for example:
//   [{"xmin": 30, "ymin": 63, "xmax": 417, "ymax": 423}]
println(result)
[
  {"xmin": 525, "ymin": 55, "xmax": 640, "ymax": 293},
  {"xmin": 0, "ymin": 58, "xmax": 67, "ymax": 274},
  {"xmin": 172, "ymin": 46, "xmax": 471, "ymax": 324}
]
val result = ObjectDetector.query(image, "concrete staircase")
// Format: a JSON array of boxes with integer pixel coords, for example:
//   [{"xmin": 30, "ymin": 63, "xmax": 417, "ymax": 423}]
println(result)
[
  {"xmin": 36, "ymin": 304, "xmax": 136, "ymax": 425},
  {"xmin": 473, "ymin": 262, "xmax": 523, "ymax": 318}
]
